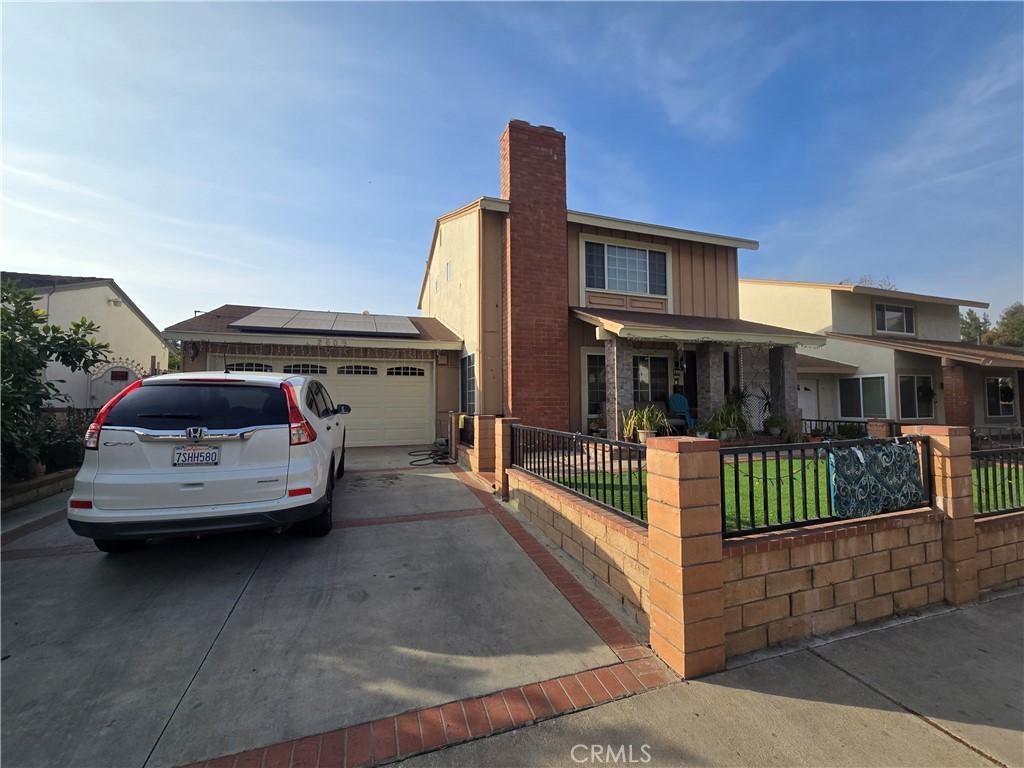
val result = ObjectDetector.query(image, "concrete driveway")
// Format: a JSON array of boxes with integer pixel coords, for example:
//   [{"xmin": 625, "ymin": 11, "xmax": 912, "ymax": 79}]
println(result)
[{"xmin": 1, "ymin": 448, "xmax": 632, "ymax": 768}]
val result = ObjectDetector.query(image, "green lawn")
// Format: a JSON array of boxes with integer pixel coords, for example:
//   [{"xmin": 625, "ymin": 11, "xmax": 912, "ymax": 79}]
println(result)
[
  {"xmin": 972, "ymin": 459, "xmax": 1024, "ymax": 515},
  {"xmin": 555, "ymin": 458, "xmax": 1023, "ymax": 530}
]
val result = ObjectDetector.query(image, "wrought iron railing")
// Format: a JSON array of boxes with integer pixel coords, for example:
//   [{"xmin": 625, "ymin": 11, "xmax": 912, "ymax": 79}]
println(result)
[
  {"xmin": 720, "ymin": 436, "xmax": 932, "ymax": 537},
  {"xmin": 971, "ymin": 426, "xmax": 1024, "ymax": 451},
  {"xmin": 511, "ymin": 425, "xmax": 647, "ymax": 523},
  {"xmin": 800, "ymin": 419, "xmax": 870, "ymax": 439},
  {"xmin": 972, "ymin": 446, "xmax": 1024, "ymax": 517},
  {"xmin": 459, "ymin": 416, "xmax": 474, "ymax": 447}
]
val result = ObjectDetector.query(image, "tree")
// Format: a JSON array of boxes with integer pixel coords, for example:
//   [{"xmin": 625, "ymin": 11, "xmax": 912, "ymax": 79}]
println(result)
[
  {"xmin": 983, "ymin": 302, "xmax": 1024, "ymax": 348},
  {"xmin": 839, "ymin": 275, "xmax": 898, "ymax": 290},
  {"xmin": 960, "ymin": 308, "xmax": 991, "ymax": 343},
  {"xmin": 1, "ymin": 280, "xmax": 110, "ymax": 471}
]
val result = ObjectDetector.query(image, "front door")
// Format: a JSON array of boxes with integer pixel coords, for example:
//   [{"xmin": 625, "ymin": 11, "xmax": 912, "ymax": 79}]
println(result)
[{"xmin": 798, "ymin": 379, "xmax": 818, "ymax": 420}]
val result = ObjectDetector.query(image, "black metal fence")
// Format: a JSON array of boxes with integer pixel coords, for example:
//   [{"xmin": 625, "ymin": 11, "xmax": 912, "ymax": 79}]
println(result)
[
  {"xmin": 720, "ymin": 435, "xmax": 932, "ymax": 537},
  {"xmin": 459, "ymin": 416, "xmax": 474, "ymax": 447},
  {"xmin": 972, "ymin": 447, "xmax": 1024, "ymax": 517},
  {"xmin": 971, "ymin": 426, "xmax": 1024, "ymax": 451},
  {"xmin": 511, "ymin": 424, "xmax": 647, "ymax": 523},
  {"xmin": 800, "ymin": 419, "xmax": 871, "ymax": 439}
]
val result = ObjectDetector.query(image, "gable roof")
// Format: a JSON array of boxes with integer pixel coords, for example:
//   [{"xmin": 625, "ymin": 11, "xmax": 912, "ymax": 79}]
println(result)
[
  {"xmin": 827, "ymin": 332, "xmax": 1024, "ymax": 369},
  {"xmin": 2, "ymin": 271, "xmax": 167, "ymax": 347},
  {"xmin": 739, "ymin": 278, "xmax": 988, "ymax": 309}
]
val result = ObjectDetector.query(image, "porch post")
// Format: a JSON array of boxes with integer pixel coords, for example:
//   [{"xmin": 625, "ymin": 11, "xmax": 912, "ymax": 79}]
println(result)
[
  {"xmin": 605, "ymin": 336, "xmax": 633, "ymax": 440},
  {"xmin": 769, "ymin": 346, "xmax": 799, "ymax": 430},
  {"xmin": 696, "ymin": 343, "xmax": 725, "ymax": 421},
  {"xmin": 941, "ymin": 362, "xmax": 974, "ymax": 426}
]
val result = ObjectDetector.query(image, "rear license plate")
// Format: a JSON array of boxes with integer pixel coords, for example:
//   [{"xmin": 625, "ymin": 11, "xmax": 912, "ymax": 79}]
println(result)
[{"xmin": 173, "ymin": 446, "xmax": 220, "ymax": 466}]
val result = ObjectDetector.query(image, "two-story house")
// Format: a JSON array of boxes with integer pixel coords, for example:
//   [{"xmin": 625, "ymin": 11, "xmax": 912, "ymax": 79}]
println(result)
[
  {"xmin": 3, "ymin": 272, "xmax": 169, "ymax": 410},
  {"xmin": 419, "ymin": 121, "xmax": 824, "ymax": 439},
  {"xmin": 739, "ymin": 279, "xmax": 1024, "ymax": 436}
]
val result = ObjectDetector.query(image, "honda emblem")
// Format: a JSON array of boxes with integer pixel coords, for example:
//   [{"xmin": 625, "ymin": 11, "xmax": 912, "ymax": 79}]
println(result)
[{"xmin": 186, "ymin": 427, "xmax": 205, "ymax": 441}]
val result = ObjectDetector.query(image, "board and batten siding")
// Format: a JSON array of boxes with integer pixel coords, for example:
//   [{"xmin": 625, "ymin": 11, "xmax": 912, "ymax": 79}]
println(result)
[{"xmin": 567, "ymin": 223, "xmax": 739, "ymax": 320}]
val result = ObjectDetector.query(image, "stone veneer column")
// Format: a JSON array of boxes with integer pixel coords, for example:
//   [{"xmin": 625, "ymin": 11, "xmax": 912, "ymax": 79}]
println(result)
[
  {"xmin": 941, "ymin": 363, "xmax": 974, "ymax": 426},
  {"xmin": 902, "ymin": 424, "xmax": 978, "ymax": 605},
  {"xmin": 494, "ymin": 417, "xmax": 521, "ymax": 500},
  {"xmin": 769, "ymin": 346, "xmax": 799, "ymax": 429},
  {"xmin": 605, "ymin": 336, "xmax": 633, "ymax": 440},
  {"xmin": 696, "ymin": 343, "xmax": 725, "ymax": 422},
  {"xmin": 645, "ymin": 436, "xmax": 726, "ymax": 678}
]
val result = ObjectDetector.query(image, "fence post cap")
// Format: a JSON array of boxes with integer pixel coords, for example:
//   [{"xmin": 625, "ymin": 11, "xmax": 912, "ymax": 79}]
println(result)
[
  {"xmin": 899, "ymin": 425, "xmax": 971, "ymax": 438},
  {"xmin": 647, "ymin": 436, "xmax": 721, "ymax": 453}
]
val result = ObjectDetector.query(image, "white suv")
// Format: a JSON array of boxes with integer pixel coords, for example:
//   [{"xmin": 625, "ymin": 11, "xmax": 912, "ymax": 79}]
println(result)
[{"xmin": 67, "ymin": 371, "xmax": 348, "ymax": 553}]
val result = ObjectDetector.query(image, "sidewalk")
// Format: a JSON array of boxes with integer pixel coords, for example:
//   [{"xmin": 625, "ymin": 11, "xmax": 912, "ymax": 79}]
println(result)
[{"xmin": 401, "ymin": 591, "xmax": 1024, "ymax": 768}]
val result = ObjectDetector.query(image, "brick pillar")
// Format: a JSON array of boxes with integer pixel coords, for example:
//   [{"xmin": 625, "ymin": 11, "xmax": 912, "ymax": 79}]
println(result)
[
  {"xmin": 473, "ymin": 416, "xmax": 496, "ymax": 474},
  {"xmin": 941, "ymin": 363, "xmax": 974, "ymax": 426},
  {"xmin": 867, "ymin": 420, "xmax": 894, "ymax": 438},
  {"xmin": 769, "ymin": 346, "xmax": 799, "ymax": 430},
  {"xmin": 448, "ymin": 412, "xmax": 462, "ymax": 459},
  {"xmin": 495, "ymin": 417, "xmax": 521, "ymax": 500},
  {"xmin": 500, "ymin": 120, "xmax": 569, "ymax": 430},
  {"xmin": 902, "ymin": 424, "xmax": 978, "ymax": 605},
  {"xmin": 645, "ymin": 436, "xmax": 726, "ymax": 678},
  {"xmin": 605, "ymin": 336, "xmax": 633, "ymax": 440},
  {"xmin": 696, "ymin": 343, "xmax": 725, "ymax": 421}
]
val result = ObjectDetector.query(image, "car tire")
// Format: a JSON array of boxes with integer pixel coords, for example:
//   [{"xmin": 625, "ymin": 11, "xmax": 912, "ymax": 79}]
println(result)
[
  {"xmin": 299, "ymin": 472, "xmax": 334, "ymax": 537},
  {"xmin": 93, "ymin": 538, "xmax": 144, "ymax": 553}
]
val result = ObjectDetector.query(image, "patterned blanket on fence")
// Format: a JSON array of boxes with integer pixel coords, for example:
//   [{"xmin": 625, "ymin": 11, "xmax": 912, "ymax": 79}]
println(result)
[{"xmin": 829, "ymin": 442, "xmax": 926, "ymax": 518}]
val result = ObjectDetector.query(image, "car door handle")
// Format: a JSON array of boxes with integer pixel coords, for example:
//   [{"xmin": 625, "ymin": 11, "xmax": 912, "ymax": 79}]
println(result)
[{"xmin": 325, "ymin": 425, "xmax": 332, "ymax": 431}]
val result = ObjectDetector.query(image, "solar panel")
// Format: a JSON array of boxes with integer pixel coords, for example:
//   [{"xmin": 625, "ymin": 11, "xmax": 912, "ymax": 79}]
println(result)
[{"xmin": 229, "ymin": 308, "xmax": 421, "ymax": 338}]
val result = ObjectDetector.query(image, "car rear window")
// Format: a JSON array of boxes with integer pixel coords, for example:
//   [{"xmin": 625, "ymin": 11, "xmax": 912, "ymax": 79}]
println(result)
[{"xmin": 104, "ymin": 384, "xmax": 289, "ymax": 430}]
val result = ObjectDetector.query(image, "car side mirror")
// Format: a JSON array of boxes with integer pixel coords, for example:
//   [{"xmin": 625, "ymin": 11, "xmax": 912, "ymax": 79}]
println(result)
[{"xmin": 336, "ymin": 404, "xmax": 351, "ymax": 415}]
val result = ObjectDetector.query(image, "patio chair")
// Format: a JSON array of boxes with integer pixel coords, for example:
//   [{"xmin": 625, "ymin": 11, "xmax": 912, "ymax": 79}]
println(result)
[{"xmin": 667, "ymin": 391, "xmax": 696, "ymax": 432}]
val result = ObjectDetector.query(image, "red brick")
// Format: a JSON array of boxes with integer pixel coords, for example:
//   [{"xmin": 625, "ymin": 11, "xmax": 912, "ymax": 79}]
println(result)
[
  {"xmin": 320, "ymin": 731, "xmax": 346, "ymax": 768},
  {"xmin": 396, "ymin": 712, "xmax": 422, "ymax": 756},
  {"xmin": 594, "ymin": 666, "xmax": 628, "ymax": 698},
  {"xmin": 540, "ymin": 679, "xmax": 574, "ymax": 712},
  {"xmin": 346, "ymin": 724, "xmax": 371, "ymax": 768},
  {"xmin": 610, "ymin": 665, "xmax": 645, "ymax": 694},
  {"xmin": 461, "ymin": 698, "xmax": 490, "ymax": 738},
  {"xmin": 291, "ymin": 737, "xmax": 320, "ymax": 768},
  {"xmin": 264, "ymin": 742, "xmax": 292, "ymax": 768},
  {"xmin": 558, "ymin": 674, "xmax": 592, "ymax": 708},
  {"xmin": 502, "ymin": 688, "xmax": 534, "ymax": 726},
  {"xmin": 522, "ymin": 683, "xmax": 554, "ymax": 719},
  {"xmin": 370, "ymin": 718, "xmax": 397, "ymax": 763},
  {"xmin": 439, "ymin": 703, "xmax": 469, "ymax": 745},
  {"xmin": 481, "ymin": 693, "xmax": 513, "ymax": 731},
  {"xmin": 576, "ymin": 670, "xmax": 611, "ymax": 704},
  {"xmin": 233, "ymin": 750, "xmax": 263, "ymax": 768}
]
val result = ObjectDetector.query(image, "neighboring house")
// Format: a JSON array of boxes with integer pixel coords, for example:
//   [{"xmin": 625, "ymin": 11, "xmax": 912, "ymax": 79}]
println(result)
[
  {"xmin": 163, "ymin": 306, "xmax": 461, "ymax": 447},
  {"xmin": 738, "ymin": 279, "xmax": 1024, "ymax": 434},
  {"xmin": 419, "ymin": 120, "xmax": 824, "ymax": 439},
  {"xmin": 3, "ymin": 272, "xmax": 169, "ymax": 410}
]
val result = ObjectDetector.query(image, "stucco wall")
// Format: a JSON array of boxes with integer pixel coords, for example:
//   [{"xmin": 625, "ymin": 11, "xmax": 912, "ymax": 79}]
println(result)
[
  {"xmin": 35, "ymin": 284, "xmax": 167, "ymax": 408},
  {"xmin": 738, "ymin": 281, "xmax": 834, "ymax": 333},
  {"xmin": 420, "ymin": 209, "xmax": 480, "ymax": 354}
]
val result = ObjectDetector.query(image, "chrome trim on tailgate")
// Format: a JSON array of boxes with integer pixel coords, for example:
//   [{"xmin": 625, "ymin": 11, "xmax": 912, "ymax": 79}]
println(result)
[{"xmin": 101, "ymin": 425, "xmax": 286, "ymax": 442}]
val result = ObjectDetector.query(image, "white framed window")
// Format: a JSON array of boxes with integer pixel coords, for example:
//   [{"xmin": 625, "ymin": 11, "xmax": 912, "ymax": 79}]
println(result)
[
  {"xmin": 838, "ymin": 375, "xmax": 887, "ymax": 419},
  {"xmin": 584, "ymin": 241, "xmax": 667, "ymax": 296},
  {"xmin": 633, "ymin": 355, "xmax": 670, "ymax": 404},
  {"xmin": 875, "ymin": 303, "xmax": 915, "ymax": 335},
  {"xmin": 282, "ymin": 363, "xmax": 327, "ymax": 375},
  {"xmin": 226, "ymin": 362, "xmax": 273, "ymax": 372},
  {"xmin": 986, "ymin": 376, "xmax": 1015, "ymax": 417},
  {"xmin": 338, "ymin": 365, "xmax": 377, "ymax": 375},
  {"xmin": 460, "ymin": 355, "xmax": 476, "ymax": 415},
  {"xmin": 387, "ymin": 366, "xmax": 425, "ymax": 377},
  {"xmin": 898, "ymin": 374, "xmax": 934, "ymax": 419}
]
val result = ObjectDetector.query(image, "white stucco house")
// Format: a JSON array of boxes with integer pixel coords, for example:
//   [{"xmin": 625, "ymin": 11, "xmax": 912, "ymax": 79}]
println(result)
[{"xmin": 4, "ymin": 272, "xmax": 169, "ymax": 410}]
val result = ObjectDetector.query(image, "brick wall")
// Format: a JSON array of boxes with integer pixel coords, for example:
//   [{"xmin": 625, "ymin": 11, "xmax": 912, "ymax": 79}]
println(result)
[
  {"xmin": 500, "ymin": 121, "xmax": 570, "ymax": 430},
  {"xmin": 941, "ymin": 364, "xmax": 973, "ymax": 426},
  {"xmin": 507, "ymin": 469, "xmax": 650, "ymax": 628},
  {"xmin": 975, "ymin": 512, "xmax": 1024, "ymax": 592},
  {"xmin": 722, "ymin": 508, "xmax": 945, "ymax": 657}
]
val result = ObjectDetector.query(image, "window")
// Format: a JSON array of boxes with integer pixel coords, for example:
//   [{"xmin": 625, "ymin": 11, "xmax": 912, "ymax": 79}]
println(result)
[
  {"xmin": 460, "ymin": 355, "xmax": 476, "ymax": 415},
  {"xmin": 875, "ymin": 304, "xmax": 915, "ymax": 335},
  {"xmin": 105, "ymin": 384, "xmax": 288, "ymax": 430},
  {"xmin": 386, "ymin": 366, "xmax": 424, "ymax": 377},
  {"xmin": 838, "ymin": 376, "xmax": 887, "ymax": 418},
  {"xmin": 633, "ymin": 356, "xmax": 669, "ymax": 404},
  {"xmin": 584, "ymin": 241, "xmax": 667, "ymax": 296},
  {"xmin": 306, "ymin": 382, "xmax": 333, "ymax": 418},
  {"xmin": 282, "ymin": 363, "xmax": 327, "ymax": 375},
  {"xmin": 586, "ymin": 354, "xmax": 606, "ymax": 418},
  {"xmin": 898, "ymin": 375, "xmax": 934, "ymax": 419},
  {"xmin": 226, "ymin": 362, "xmax": 273, "ymax": 372},
  {"xmin": 986, "ymin": 376, "xmax": 1015, "ymax": 417},
  {"xmin": 338, "ymin": 365, "xmax": 377, "ymax": 375},
  {"xmin": 109, "ymin": 369, "xmax": 130, "ymax": 382}
]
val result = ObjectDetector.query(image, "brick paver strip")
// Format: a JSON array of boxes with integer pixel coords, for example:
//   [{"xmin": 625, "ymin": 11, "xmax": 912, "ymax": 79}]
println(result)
[{"xmin": 177, "ymin": 464, "xmax": 678, "ymax": 768}]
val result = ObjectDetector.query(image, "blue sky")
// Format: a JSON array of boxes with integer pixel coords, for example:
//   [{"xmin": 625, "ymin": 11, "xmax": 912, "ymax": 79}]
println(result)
[{"xmin": 3, "ymin": 2, "xmax": 1022, "ymax": 330}]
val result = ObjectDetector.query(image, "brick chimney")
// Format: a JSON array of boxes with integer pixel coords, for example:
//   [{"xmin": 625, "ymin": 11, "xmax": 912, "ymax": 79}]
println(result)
[{"xmin": 500, "ymin": 120, "xmax": 569, "ymax": 429}]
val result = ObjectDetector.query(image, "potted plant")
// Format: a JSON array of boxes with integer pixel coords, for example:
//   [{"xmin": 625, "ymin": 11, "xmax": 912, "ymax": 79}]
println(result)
[
  {"xmin": 763, "ymin": 414, "xmax": 786, "ymax": 438},
  {"xmin": 621, "ymin": 405, "xmax": 669, "ymax": 444},
  {"xmin": 694, "ymin": 416, "xmax": 719, "ymax": 439}
]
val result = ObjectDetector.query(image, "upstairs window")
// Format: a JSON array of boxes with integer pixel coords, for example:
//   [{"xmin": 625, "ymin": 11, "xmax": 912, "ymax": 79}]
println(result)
[
  {"xmin": 584, "ymin": 241, "xmax": 667, "ymax": 296},
  {"xmin": 283, "ymin": 363, "xmax": 327, "ymax": 375},
  {"xmin": 986, "ymin": 376, "xmax": 1015, "ymax": 417},
  {"xmin": 875, "ymin": 304, "xmax": 915, "ymax": 335}
]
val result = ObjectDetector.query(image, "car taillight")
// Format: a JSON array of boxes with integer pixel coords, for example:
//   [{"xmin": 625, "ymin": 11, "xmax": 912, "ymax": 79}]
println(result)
[
  {"xmin": 280, "ymin": 381, "xmax": 317, "ymax": 446},
  {"xmin": 84, "ymin": 379, "xmax": 144, "ymax": 450},
  {"xmin": 287, "ymin": 488, "xmax": 312, "ymax": 497},
  {"xmin": 69, "ymin": 500, "xmax": 93, "ymax": 509}
]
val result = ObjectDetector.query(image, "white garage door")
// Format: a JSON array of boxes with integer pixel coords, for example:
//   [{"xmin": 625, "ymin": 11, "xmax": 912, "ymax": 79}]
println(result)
[{"xmin": 225, "ymin": 358, "xmax": 434, "ymax": 448}]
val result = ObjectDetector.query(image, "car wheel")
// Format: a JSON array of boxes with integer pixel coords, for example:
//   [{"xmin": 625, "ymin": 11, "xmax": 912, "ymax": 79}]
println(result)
[
  {"xmin": 300, "ymin": 472, "xmax": 334, "ymax": 537},
  {"xmin": 93, "ymin": 538, "xmax": 144, "ymax": 553}
]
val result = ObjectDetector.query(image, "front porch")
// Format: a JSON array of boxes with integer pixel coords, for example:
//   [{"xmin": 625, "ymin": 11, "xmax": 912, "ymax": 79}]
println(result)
[{"xmin": 571, "ymin": 308, "xmax": 826, "ymax": 441}]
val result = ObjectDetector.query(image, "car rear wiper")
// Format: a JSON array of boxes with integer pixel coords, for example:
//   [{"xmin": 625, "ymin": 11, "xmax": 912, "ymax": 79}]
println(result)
[{"xmin": 136, "ymin": 413, "xmax": 201, "ymax": 419}]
